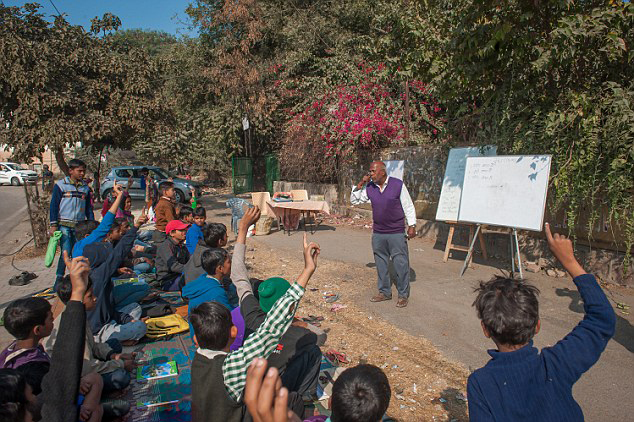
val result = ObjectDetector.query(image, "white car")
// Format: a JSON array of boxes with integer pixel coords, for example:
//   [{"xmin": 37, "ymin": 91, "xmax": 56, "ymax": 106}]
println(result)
[{"xmin": 0, "ymin": 162, "xmax": 38, "ymax": 186}]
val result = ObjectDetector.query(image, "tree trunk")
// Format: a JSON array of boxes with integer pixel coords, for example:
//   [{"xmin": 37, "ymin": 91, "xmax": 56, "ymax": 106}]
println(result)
[{"xmin": 54, "ymin": 146, "xmax": 70, "ymax": 176}]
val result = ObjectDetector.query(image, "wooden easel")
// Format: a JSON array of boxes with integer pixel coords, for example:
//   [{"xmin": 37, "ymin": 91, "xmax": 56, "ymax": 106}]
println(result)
[{"xmin": 443, "ymin": 221, "xmax": 488, "ymax": 267}]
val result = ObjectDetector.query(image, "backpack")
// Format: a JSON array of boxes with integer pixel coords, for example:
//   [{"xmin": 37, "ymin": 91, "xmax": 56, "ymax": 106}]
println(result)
[{"xmin": 144, "ymin": 314, "xmax": 189, "ymax": 339}]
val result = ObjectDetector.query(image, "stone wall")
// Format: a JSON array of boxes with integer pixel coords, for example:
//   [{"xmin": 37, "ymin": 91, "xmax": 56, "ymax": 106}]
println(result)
[{"xmin": 275, "ymin": 144, "xmax": 633, "ymax": 286}]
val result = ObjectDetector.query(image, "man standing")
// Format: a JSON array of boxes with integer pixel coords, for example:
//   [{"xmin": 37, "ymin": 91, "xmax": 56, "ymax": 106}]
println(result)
[
  {"xmin": 350, "ymin": 161, "xmax": 417, "ymax": 308},
  {"xmin": 41, "ymin": 164, "xmax": 54, "ymax": 193},
  {"xmin": 49, "ymin": 159, "xmax": 94, "ymax": 288}
]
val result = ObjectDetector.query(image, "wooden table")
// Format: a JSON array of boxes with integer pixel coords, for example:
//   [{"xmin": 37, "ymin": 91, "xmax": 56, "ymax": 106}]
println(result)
[{"xmin": 265, "ymin": 200, "xmax": 330, "ymax": 234}]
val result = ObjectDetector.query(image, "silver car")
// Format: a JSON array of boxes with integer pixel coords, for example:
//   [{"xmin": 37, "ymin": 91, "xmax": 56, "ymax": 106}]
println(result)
[{"xmin": 100, "ymin": 166, "xmax": 202, "ymax": 203}]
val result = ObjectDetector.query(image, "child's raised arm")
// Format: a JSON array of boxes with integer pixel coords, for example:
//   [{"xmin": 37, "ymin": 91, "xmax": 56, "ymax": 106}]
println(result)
[
  {"xmin": 231, "ymin": 206, "xmax": 261, "ymax": 302},
  {"xmin": 544, "ymin": 223, "xmax": 586, "ymax": 278},
  {"xmin": 107, "ymin": 183, "xmax": 124, "ymax": 215},
  {"xmin": 295, "ymin": 233, "xmax": 320, "ymax": 289}
]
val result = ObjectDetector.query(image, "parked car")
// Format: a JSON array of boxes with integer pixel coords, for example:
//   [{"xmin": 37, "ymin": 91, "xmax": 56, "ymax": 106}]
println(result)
[
  {"xmin": 100, "ymin": 166, "xmax": 202, "ymax": 203},
  {"xmin": 0, "ymin": 162, "xmax": 38, "ymax": 186}
]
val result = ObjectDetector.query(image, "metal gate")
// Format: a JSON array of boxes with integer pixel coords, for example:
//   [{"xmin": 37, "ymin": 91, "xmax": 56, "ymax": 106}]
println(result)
[
  {"xmin": 265, "ymin": 154, "xmax": 279, "ymax": 195},
  {"xmin": 232, "ymin": 157, "xmax": 253, "ymax": 194}
]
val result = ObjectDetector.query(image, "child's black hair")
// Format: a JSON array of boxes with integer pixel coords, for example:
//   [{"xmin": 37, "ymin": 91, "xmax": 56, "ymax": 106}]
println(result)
[
  {"xmin": 0, "ymin": 368, "xmax": 28, "ymax": 421},
  {"xmin": 108, "ymin": 217, "xmax": 129, "ymax": 236},
  {"xmin": 67, "ymin": 158, "xmax": 86, "ymax": 169},
  {"xmin": 178, "ymin": 206, "xmax": 193, "ymax": 220},
  {"xmin": 160, "ymin": 182, "xmax": 174, "ymax": 194},
  {"xmin": 75, "ymin": 220, "xmax": 100, "ymax": 241},
  {"xmin": 3, "ymin": 298, "xmax": 51, "ymax": 340},
  {"xmin": 190, "ymin": 301, "xmax": 232, "ymax": 350},
  {"xmin": 193, "ymin": 207, "xmax": 207, "ymax": 218},
  {"xmin": 56, "ymin": 275, "xmax": 93, "ymax": 304},
  {"xmin": 472, "ymin": 276, "xmax": 540, "ymax": 346},
  {"xmin": 331, "ymin": 364, "xmax": 391, "ymax": 422},
  {"xmin": 201, "ymin": 248, "xmax": 229, "ymax": 276},
  {"xmin": 203, "ymin": 223, "xmax": 227, "ymax": 248}
]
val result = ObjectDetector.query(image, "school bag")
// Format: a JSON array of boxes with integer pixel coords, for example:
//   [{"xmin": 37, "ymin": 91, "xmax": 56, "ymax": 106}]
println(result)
[{"xmin": 144, "ymin": 314, "xmax": 189, "ymax": 339}]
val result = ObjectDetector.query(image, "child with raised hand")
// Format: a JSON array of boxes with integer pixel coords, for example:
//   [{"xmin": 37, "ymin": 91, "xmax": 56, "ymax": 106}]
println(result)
[
  {"xmin": 189, "ymin": 225, "xmax": 320, "ymax": 422},
  {"xmin": 74, "ymin": 182, "xmax": 125, "ymax": 258},
  {"xmin": 467, "ymin": 223, "xmax": 616, "ymax": 422}
]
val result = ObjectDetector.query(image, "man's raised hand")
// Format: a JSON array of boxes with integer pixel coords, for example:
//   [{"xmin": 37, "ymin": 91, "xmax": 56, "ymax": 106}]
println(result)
[
  {"xmin": 544, "ymin": 223, "xmax": 586, "ymax": 278},
  {"xmin": 63, "ymin": 251, "xmax": 90, "ymax": 301}
]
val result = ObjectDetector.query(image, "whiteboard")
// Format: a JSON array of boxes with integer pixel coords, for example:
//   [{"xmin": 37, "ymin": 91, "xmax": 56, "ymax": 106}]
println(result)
[
  {"xmin": 435, "ymin": 146, "xmax": 497, "ymax": 221},
  {"xmin": 458, "ymin": 155, "xmax": 552, "ymax": 231},
  {"xmin": 384, "ymin": 160, "xmax": 404, "ymax": 180}
]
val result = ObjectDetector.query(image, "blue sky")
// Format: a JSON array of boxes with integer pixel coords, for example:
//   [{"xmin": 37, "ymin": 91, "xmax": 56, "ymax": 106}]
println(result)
[{"xmin": 4, "ymin": 0, "xmax": 198, "ymax": 37}]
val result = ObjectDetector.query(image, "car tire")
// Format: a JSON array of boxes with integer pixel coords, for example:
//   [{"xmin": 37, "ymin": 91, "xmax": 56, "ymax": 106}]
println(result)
[
  {"xmin": 102, "ymin": 188, "xmax": 113, "ymax": 201},
  {"xmin": 10, "ymin": 177, "xmax": 20, "ymax": 186},
  {"xmin": 174, "ymin": 189, "xmax": 185, "ymax": 204}
]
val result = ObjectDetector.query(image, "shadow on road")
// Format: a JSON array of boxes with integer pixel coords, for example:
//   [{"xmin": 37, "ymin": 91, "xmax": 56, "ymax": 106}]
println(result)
[{"xmin": 556, "ymin": 287, "xmax": 634, "ymax": 353}]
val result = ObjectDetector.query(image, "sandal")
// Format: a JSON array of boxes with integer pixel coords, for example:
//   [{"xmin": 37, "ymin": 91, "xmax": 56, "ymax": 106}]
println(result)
[
  {"xmin": 8, "ymin": 271, "xmax": 38, "ymax": 287},
  {"xmin": 325, "ymin": 349, "xmax": 350, "ymax": 365}
]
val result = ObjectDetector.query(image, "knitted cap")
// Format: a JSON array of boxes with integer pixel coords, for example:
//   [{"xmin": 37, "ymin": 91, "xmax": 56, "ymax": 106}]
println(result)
[{"xmin": 258, "ymin": 277, "xmax": 291, "ymax": 313}]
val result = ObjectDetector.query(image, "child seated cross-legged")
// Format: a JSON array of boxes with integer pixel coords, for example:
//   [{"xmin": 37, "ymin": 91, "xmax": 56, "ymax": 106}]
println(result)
[
  {"xmin": 45, "ymin": 271, "xmax": 136, "ymax": 403},
  {"xmin": 467, "ymin": 222, "xmax": 616, "ymax": 422},
  {"xmin": 185, "ymin": 206, "xmax": 207, "ymax": 254},
  {"xmin": 183, "ymin": 222, "xmax": 228, "ymax": 284},
  {"xmin": 0, "ymin": 292, "xmax": 104, "ymax": 422},
  {"xmin": 182, "ymin": 247, "xmax": 238, "ymax": 337},
  {"xmin": 83, "ymin": 212, "xmax": 150, "ymax": 344},
  {"xmin": 155, "ymin": 219, "xmax": 191, "ymax": 291},
  {"xmin": 189, "ymin": 229, "xmax": 321, "ymax": 422},
  {"xmin": 244, "ymin": 358, "xmax": 392, "ymax": 422}
]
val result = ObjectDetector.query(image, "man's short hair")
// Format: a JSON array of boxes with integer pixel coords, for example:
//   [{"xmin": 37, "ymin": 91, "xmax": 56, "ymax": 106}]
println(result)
[
  {"xmin": 190, "ymin": 301, "xmax": 232, "ymax": 350},
  {"xmin": 178, "ymin": 206, "xmax": 193, "ymax": 220},
  {"xmin": 331, "ymin": 364, "xmax": 391, "ymax": 422},
  {"xmin": 68, "ymin": 159, "xmax": 86, "ymax": 169},
  {"xmin": 473, "ymin": 276, "xmax": 540, "ymax": 346},
  {"xmin": 203, "ymin": 223, "xmax": 227, "ymax": 248},
  {"xmin": 56, "ymin": 275, "xmax": 93, "ymax": 304},
  {"xmin": 201, "ymin": 248, "xmax": 229, "ymax": 276},
  {"xmin": 141, "ymin": 167, "xmax": 149, "ymax": 173},
  {"xmin": 75, "ymin": 220, "xmax": 100, "ymax": 241},
  {"xmin": 193, "ymin": 207, "xmax": 207, "ymax": 218},
  {"xmin": 3, "ymin": 298, "xmax": 51, "ymax": 340},
  {"xmin": 161, "ymin": 182, "xmax": 174, "ymax": 194}
]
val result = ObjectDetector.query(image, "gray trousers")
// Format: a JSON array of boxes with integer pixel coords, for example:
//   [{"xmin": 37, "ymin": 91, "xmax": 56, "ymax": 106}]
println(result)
[{"xmin": 372, "ymin": 232, "xmax": 410, "ymax": 299}]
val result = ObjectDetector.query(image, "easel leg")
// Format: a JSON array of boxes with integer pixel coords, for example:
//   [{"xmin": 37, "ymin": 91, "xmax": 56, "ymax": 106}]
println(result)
[
  {"xmin": 514, "ymin": 228, "xmax": 523, "ymax": 279},
  {"xmin": 460, "ymin": 224, "xmax": 481, "ymax": 277},
  {"xmin": 467, "ymin": 225, "xmax": 475, "ymax": 268},
  {"xmin": 509, "ymin": 231, "xmax": 516, "ymax": 274},
  {"xmin": 443, "ymin": 225, "xmax": 455, "ymax": 262},
  {"xmin": 478, "ymin": 228, "xmax": 488, "ymax": 260}
]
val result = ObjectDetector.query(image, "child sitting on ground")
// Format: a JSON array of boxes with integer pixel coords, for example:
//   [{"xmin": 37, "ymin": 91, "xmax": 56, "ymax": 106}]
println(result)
[
  {"xmin": 244, "ymin": 359, "xmax": 391, "ymax": 422},
  {"xmin": 73, "ymin": 183, "xmax": 124, "ymax": 258},
  {"xmin": 183, "ymin": 222, "xmax": 228, "ymax": 284},
  {"xmin": 155, "ymin": 219, "xmax": 191, "ymax": 291},
  {"xmin": 467, "ymin": 223, "xmax": 616, "ymax": 422},
  {"xmin": 232, "ymin": 208, "xmax": 324, "ymax": 402},
  {"xmin": 0, "ymin": 296, "xmax": 104, "ymax": 422},
  {"xmin": 189, "ymin": 229, "xmax": 320, "ymax": 422},
  {"xmin": 83, "ymin": 212, "xmax": 149, "ymax": 344},
  {"xmin": 185, "ymin": 206, "xmax": 207, "ymax": 254},
  {"xmin": 153, "ymin": 182, "xmax": 177, "ymax": 242},
  {"xmin": 179, "ymin": 206, "xmax": 194, "ymax": 224},
  {"xmin": 45, "ymin": 272, "xmax": 136, "ymax": 401},
  {"xmin": 182, "ymin": 248, "xmax": 238, "ymax": 336}
]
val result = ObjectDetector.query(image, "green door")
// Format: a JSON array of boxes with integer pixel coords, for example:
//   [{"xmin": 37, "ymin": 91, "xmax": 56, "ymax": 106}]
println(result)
[
  {"xmin": 265, "ymin": 154, "xmax": 279, "ymax": 195},
  {"xmin": 232, "ymin": 157, "xmax": 253, "ymax": 194}
]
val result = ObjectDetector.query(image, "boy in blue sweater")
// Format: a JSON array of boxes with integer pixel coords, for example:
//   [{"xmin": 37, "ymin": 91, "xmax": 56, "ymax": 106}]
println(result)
[
  {"xmin": 468, "ymin": 223, "xmax": 616, "ymax": 422},
  {"xmin": 185, "ymin": 207, "xmax": 207, "ymax": 254}
]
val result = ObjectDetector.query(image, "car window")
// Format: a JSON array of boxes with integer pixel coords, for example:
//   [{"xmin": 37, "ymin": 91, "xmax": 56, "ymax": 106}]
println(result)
[
  {"xmin": 6, "ymin": 163, "xmax": 25, "ymax": 171},
  {"xmin": 115, "ymin": 169, "xmax": 132, "ymax": 178},
  {"xmin": 149, "ymin": 169, "xmax": 166, "ymax": 180},
  {"xmin": 0, "ymin": 165, "xmax": 6, "ymax": 172}
]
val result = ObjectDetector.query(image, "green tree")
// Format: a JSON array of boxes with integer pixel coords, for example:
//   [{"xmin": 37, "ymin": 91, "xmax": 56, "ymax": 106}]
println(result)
[{"xmin": 0, "ymin": 4, "xmax": 169, "ymax": 175}]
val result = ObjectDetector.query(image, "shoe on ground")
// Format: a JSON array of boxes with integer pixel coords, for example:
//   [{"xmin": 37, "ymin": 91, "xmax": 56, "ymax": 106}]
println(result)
[
  {"xmin": 370, "ymin": 293, "xmax": 392, "ymax": 302},
  {"xmin": 396, "ymin": 297, "xmax": 408, "ymax": 308}
]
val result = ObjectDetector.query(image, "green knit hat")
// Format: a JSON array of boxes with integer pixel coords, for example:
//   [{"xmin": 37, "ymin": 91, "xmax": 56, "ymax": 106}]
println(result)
[{"xmin": 258, "ymin": 277, "xmax": 291, "ymax": 313}]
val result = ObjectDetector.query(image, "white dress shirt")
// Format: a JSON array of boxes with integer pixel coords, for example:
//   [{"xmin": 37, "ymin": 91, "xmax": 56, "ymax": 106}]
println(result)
[{"xmin": 350, "ymin": 176, "xmax": 417, "ymax": 227}]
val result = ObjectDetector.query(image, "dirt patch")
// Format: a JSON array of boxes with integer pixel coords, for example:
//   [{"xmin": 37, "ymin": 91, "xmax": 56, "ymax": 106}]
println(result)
[{"xmin": 244, "ymin": 239, "xmax": 469, "ymax": 422}]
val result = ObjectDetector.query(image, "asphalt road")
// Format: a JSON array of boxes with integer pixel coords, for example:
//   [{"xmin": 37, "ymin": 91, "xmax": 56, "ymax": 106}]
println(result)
[{"xmin": 0, "ymin": 186, "xmax": 31, "ymax": 255}]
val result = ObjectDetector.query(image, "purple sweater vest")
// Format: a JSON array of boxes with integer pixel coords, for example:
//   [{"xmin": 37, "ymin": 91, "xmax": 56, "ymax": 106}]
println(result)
[{"xmin": 366, "ymin": 178, "xmax": 406, "ymax": 234}]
